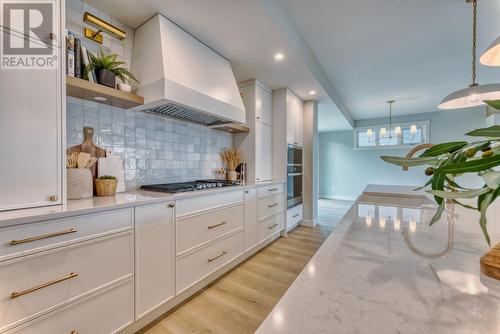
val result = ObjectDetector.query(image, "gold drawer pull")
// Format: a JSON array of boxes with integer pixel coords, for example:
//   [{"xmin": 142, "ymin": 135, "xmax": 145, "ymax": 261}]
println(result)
[
  {"xmin": 208, "ymin": 251, "xmax": 227, "ymax": 262},
  {"xmin": 208, "ymin": 221, "xmax": 228, "ymax": 229},
  {"xmin": 292, "ymin": 213, "xmax": 300, "ymax": 218},
  {"xmin": 10, "ymin": 272, "xmax": 78, "ymax": 299},
  {"xmin": 268, "ymin": 203, "xmax": 278, "ymax": 208},
  {"xmin": 268, "ymin": 223, "xmax": 279, "ymax": 230},
  {"xmin": 10, "ymin": 228, "xmax": 78, "ymax": 245},
  {"xmin": 70, "ymin": 331, "xmax": 79, "ymax": 334},
  {"xmin": 268, "ymin": 188, "xmax": 279, "ymax": 192}
]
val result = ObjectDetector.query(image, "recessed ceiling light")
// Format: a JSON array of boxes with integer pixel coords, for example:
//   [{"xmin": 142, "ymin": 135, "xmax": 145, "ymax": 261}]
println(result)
[
  {"xmin": 274, "ymin": 53, "xmax": 284, "ymax": 61},
  {"xmin": 94, "ymin": 96, "xmax": 107, "ymax": 101},
  {"xmin": 309, "ymin": 90, "xmax": 316, "ymax": 95}
]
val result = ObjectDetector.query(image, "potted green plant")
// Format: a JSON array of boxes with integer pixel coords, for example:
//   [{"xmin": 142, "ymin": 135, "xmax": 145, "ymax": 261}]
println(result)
[
  {"xmin": 94, "ymin": 175, "xmax": 118, "ymax": 197},
  {"xmin": 85, "ymin": 48, "xmax": 139, "ymax": 89},
  {"xmin": 381, "ymin": 100, "xmax": 500, "ymax": 246}
]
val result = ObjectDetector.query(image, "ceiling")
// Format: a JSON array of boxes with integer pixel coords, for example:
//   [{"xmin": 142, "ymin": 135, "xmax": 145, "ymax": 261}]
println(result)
[
  {"xmin": 281, "ymin": 0, "xmax": 500, "ymax": 120},
  {"xmin": 87, "ymin": 0, "xmax": 500, "ymax": 131}
]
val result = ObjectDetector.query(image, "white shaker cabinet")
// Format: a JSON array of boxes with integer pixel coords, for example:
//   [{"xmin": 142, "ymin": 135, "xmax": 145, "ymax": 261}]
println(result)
[
  {"xmin": 235, "ymin": 79, "xmax": 273, "ymax": 183},
  {"xmin": 287, "ymin": 91, "xmax": 304, "ymax": 147},
  {"xmin": 0, "ymin": 0, "xmax": 64, "ymax": 211},
  {"xmin": 135, "ymin": 202, "xmax": 175, "ymax": 319},
  {"xmin": 255, "ymin": 121, "xmax": 273, "ymax": 182},
  {"xmin": 244, "ymin": 188, "xmax": 258, "ymax": 251}
]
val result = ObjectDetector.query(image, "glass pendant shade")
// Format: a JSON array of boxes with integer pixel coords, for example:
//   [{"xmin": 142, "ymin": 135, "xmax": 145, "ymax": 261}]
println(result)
[
  {"xmin": 394, "ymin": 126, "xmax": 402, "ymax": 136},
  {"xmin": 379, "ymin": 127, "xmax": 387, "ymax": 137},
  {"xmin": 480, "ymin": 36, "xmax": 500, "ymax": 66},
  {"xmin": 438, "ymin": 83, "xmax": 500, "ymax": 110}
]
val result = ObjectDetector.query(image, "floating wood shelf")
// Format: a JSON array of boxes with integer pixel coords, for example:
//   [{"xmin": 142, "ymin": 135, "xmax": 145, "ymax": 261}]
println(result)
[{"xmin": 66, "ymin": 76, "xmax": 144, "ymax": 109}]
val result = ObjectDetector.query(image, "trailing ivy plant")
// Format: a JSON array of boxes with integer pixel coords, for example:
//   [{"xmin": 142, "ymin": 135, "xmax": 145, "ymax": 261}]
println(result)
[{"xmin": 381, "ymin": 100, "xmax": 500, "ymax": 245}]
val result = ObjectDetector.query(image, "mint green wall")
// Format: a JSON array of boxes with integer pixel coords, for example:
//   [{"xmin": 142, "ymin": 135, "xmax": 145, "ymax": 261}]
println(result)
[{"xmin": 319, "ymin": 108, "xmax": 486, "ymax": 199}]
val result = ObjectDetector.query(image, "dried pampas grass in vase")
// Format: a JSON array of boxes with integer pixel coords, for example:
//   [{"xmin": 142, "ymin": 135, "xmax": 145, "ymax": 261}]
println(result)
[{"xmin": 219, "ymin": 147, "xmax": 242, "ymax": 182}]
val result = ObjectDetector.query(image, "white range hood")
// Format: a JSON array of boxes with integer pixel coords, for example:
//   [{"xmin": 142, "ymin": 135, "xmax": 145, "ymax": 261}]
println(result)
[{"xmin": 130, "ymin": 14, "xmax": 246, "ymax": 126}]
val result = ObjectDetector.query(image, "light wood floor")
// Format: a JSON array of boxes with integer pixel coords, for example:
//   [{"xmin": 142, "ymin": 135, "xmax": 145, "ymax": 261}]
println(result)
[{"xmin": 141, "ymin": 200, "xmax": 352, "ymax": 334}]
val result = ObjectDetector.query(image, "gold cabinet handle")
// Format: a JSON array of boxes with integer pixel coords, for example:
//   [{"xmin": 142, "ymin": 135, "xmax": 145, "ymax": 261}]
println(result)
[
  {"xmin": 10, "ymin": 272, "xmax": 78, "ymax": 299},
  {"xmin": 49, "ymin": 195, "xmax": 58, "ymax": 202},
  {"xmin": 208, "ymin": 251, "xmax": 227, "ymax": 262},
  {"xmin": 10, "ymin": 228, "xmax": 78, "ymax": 245},
  {"xmin": 70, "ymin": 331, "xmax": 79, "ymax": 334},
  {"xmin": 268, "ymin": 223, "xmax": 278, "ymax": 230},
  {"xmin": 268, "ymin": 203, "xmax": 278, "ymax": 208},
  {"xmin": 268, "ymin": 188, "xmax": 278, "ymax": 192},
  {"xmin": 208, "ymin": 221, "xmax": 227, "ymax": 229},
  {"xmin": 292, "ymin": 213, "xmax": 300, "ymax": 218}
]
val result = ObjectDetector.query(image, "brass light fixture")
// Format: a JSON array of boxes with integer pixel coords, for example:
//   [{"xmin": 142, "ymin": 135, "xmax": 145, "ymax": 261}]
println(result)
[{"xmin": 83, "ymin": 12, "xmax": 126, "ymax": 44}]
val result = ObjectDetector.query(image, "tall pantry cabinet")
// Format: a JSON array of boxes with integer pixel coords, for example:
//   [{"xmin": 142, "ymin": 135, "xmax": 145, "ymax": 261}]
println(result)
[
  {"xmin": 0, "ymin": 0, "xmax": 65, "ymax": 210},
  {"xmin": 235, "ymin": 80, "xmax": 273, "ymax": 183}
]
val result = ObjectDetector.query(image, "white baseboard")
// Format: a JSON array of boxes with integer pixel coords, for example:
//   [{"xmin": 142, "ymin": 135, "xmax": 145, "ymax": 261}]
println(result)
[
  {"xmin": 301, "ymin": 218, "xmax": 318, "ymax": 227},
  {"xmin": 319, "ymin": 194, "xmax": 356, "ymax": 202}
]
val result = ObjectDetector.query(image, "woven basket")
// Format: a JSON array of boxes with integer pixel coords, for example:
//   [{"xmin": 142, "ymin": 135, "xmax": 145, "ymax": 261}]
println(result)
[{"xmin": 94, "ymin": 179, "xmax": 118, "ymax": 197}]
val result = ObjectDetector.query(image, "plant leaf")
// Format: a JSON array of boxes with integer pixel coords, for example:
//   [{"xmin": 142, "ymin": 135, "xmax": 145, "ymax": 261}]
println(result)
[
  {"xmin": 429, "ymin": 201, "xmax": 445, "ymax": 226},
  {"xmin": 466, "ymin": 125, "xmax": 500, "ymax": 138},
  {"xmin": 436, "ymin": 154, "xmax": 500, "ymax": 174},
  {"xmin": 483, "ymin": 171, "xmax": 500, "ymax": 189},
  {"xmin": 380, "ymin": 156, "xmax": 437, "ymax": 167},
  {"xmin": 413, "ymin": 179, "xmax": 432, "ymax": 191},
  {"xmin": 426, "ymin": 187, "xmax": 490, "ymax": 199},
  {"xmin": 452, "ymin": 200, "xmax": 478, "ymax": 210},
  {"xmin": 477, "ymin": 187, "xmax": 499, "ymax": 246},
  {"xmin": 484, "ymin": 100, "xmax": 500, "ymax": 111},
  {"xmin": 420, "ymin": 141, "xmax": 467, "ymax": 157},
  {"xmin": 431, "ymin": 171, "xmax": 446, "ymax": 204}
]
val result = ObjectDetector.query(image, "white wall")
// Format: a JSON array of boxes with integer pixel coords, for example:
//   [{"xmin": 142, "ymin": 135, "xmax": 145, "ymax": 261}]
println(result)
[{"xmin": 319, "ymin": 108, "xmax": 487, "ymax": 200}]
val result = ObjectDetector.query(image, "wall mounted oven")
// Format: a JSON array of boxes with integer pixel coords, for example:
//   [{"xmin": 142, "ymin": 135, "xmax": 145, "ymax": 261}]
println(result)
[{"xmin": 287, "ymin": 144, "xmax": 302, "ymax": 208}]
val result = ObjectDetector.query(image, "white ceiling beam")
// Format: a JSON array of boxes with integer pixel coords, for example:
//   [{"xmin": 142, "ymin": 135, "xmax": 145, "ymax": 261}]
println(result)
[{"xmin": 259, "ymin": 0, "xmax": 354, "ymax": 128}]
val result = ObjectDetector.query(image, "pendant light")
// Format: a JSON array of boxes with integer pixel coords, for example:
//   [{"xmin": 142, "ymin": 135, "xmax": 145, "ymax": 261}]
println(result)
[
  {"xmin": 438, "ymin": 0, "xmax": 500, "ymax": 109},
  {"xmin": 480, "ymin": 35, "xmax": 500, "ymax": 66}
]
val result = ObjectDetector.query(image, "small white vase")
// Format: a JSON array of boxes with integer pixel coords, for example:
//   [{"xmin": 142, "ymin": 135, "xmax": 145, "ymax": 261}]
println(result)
[
  {"xmin": 227, "ymin": 171, "xmax": 237, "ymax": 182},
  {"xmin": 67, "ymin": 168, "xmax": 93, "ymax": 200},
  {"xmin": 117, "ymin": 83, "xmax": 132, "ymax": 93}
]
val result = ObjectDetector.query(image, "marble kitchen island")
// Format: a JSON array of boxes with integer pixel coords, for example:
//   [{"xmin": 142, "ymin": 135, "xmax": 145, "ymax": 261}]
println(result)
[{"xmin": 256, "ymin": 193, "xmax": 500, "ymax": 334}]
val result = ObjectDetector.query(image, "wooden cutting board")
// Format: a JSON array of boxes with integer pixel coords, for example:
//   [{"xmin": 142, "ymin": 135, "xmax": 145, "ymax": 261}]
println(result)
[
  {"xmin": 67, "ymin": 127, "xmax": 106, "ymax": 179},
  {"xmin": 480, "ymin": 243, "xmax": 500, "ymax": 281}
]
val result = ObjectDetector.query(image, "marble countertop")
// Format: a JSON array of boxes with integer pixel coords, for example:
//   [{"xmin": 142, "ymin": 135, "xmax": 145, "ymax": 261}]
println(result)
[
  {"xmin": 0, "ymin": 180, "xmax": 284, "ymax": 227},
  {"xmin": 256, "ymin": 194, "xmax": 500, "ymax": 334}
]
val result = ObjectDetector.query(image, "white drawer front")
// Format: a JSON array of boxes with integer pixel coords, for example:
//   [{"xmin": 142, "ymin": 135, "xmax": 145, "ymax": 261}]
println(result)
[
  {"xmin": 176, "ymin": 231, "xmax": 244, "ymax": 294},
  {"xmin": 258, "ymin": 193, "xmax": 284, "ymax": 221},
  {"xmin": 287, "ymin": 204, "xmax": 303, "ymax": 228},
  {"xmin": 259, "ymin": 213, "xmax": 284, "ymax": 243},
  {"xmin": 176, "ymin": 190, "xmax": 244, "ymax": 217},
  {"xmin": 0, "ymin": 209, "xmax": 133, "ymax": 262},
  {"xmin": 9, "ymin": 279, "xmax": 133, "ymax": 334},
  {"xmin": 0, "ymin": 232, "xmax": 133, "ymax": 331},
  {"xmin": 177, "ymin": 204, "xmax": 244, "ymax": 254},
  {"xmin": 257, "ymin": 184, "xmax": 283, "ymax": 198}
]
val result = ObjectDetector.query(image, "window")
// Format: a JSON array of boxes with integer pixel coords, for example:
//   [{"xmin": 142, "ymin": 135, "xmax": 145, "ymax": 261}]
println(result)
[{"xmin": 354, "ymin": 121, "xmax": 430, "ymax": 149}]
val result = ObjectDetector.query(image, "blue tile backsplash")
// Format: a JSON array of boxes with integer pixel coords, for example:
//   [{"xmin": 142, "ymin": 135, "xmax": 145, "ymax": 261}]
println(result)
[
  {"xmin": 67, "ymin": 97, "xmax": 233, "ymax": 189},
  {"xmin": 66, "ymin": 1, "xmax": 233, "ymax": 189}
]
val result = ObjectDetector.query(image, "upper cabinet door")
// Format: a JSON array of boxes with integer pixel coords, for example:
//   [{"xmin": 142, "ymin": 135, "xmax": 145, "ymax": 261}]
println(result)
[
  {"xmin": 286, "ymin": 94, "xmax": 295, "ymax": 145},
  {"xmin": 255, "ymin": 121, "xmax": 273, "ymax": 182},
  {"xmin": 294, "ymin": 96, "xmax": 304, "ymax": 147},
  {"xmin": 255, "ymin": 84, "xmax": 272, "ymax": 126},
  {"xmin": 0, "ymin": 0, "xmax": 63, "ymax": 211}
]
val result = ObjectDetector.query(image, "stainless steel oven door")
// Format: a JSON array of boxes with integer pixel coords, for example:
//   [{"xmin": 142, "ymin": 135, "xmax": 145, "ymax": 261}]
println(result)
[{"xmin": 287, "ymin": 172, "xmax": 302, "ymax": 208}]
